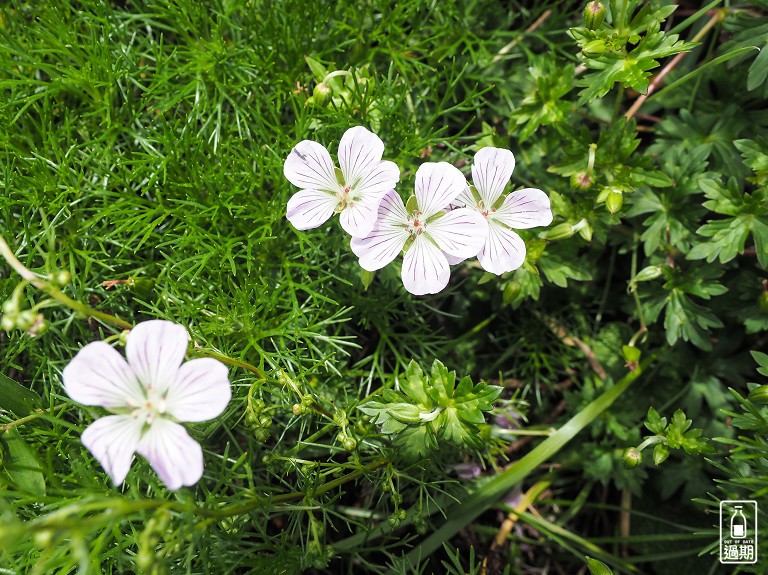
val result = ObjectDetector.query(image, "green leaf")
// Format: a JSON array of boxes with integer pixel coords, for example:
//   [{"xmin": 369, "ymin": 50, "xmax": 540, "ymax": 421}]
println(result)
[
  {"xmin": 751, "ymin": 350, "xmax": 768, "ymax": 377},
  {"xmin": 644, "ymin": 407, "xmax": 667, "ymax": 435},
  {"xmin": 0, "ymin": 373, "xmax": 42, "ymax": 417},
  {"xmin": 400, "ymin": 360, "xmax": 430, "ymax": 406},
  {"xmin": 304, "ymin": 55, "xmax": 329, "ymax": 83},
  {"xmin": 360, "ymin": 269, "xmax": 375, "ymax": 290},
  {"xmin": 1, "ymin": 429, "xmax": 46, "ymax": 496},
  {"xmin": 748, "ymin": 46, "xmax": 768, "ymax": 91},
  {"xmin": 585, "ymin": 556, "xmax": 614, "ymax": 575}
]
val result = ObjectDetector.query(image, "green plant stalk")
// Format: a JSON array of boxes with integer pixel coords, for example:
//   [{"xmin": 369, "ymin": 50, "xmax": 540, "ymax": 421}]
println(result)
[
  {"xmin": 0, "ymin": 235, "xmax": 133, "ymax": 331},
  {"xmin": 397, "ymin": 359, "xmax": 649, "ymax": 567}
]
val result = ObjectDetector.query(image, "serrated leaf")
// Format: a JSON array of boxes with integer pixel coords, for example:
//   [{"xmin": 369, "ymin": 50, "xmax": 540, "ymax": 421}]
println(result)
[
  {"xmin": 2, "ymin": 429, "xmax": 46, "ymax": 496},
  {"xmin": 0, "ymin": 374, "xmax": 41, "ymax": 417},
  {"xmin": 751, "ymin": 350, "xmax": 768, "ymax": 377},
  {"xmin": 644, "ymin": 407, "xmax": 667, "ymax": 435},
  {"xmin": 400, "ymin": 360, "xmax": 430, "ymax": 406},
  {"xmin": 427, "ymin": 360, "xmax": 455, "ymax": 406}
]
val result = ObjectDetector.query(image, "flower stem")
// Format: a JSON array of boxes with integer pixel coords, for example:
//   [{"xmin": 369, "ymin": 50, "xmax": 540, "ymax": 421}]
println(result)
[
  {"xmin": 0, "ymin": 235, "xmax": 133, "ymax": 331},
  {"xmin": 625, "ymin": 10, "xmax": 725, "ymax": 120},
  {"xmin": 1, "ymin": 403, "xmax": 69, "ymax": 433}
]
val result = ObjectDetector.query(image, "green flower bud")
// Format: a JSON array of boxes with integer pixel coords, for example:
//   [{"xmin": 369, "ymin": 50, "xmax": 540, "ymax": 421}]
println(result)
[
  {"xmin": 570, "ymin": 171, "xmax": 594, "ymax": 191},
  {"xmin": 311, "ymin": 82, "xmax": 332, "ymax": 107},
  {"xmin": 342, "ymin": 436, "xmax": 357, "ymax": 451},
  {"xmin": 622, "ymin": 447, "xmax": 642, "ymax": 468},
  {"xmin": 2, "ymin": 299, "xmax": 19, "ymax": 315},
  {"xmin": 50, "ymin": 270, "xmax": 71, "ymax": 286},
  {"xmin": 15, "ymin": 310, "xmax": 37, "ymax": 331},
  {"xmin": 119, "ymin": 329, "xmax": 130, "ymax": 347},
  {"xmin": 292, "ymin": 403, "xmax": 304, "ymax": 415},
  {"xmin": 749, "ymin": 384, "xmax": 768, "ymax": 405},
  {"xmin": 387, "ymin": 514, "xmax": 401, "ymax": 528},
  {"xmin": 633, "ymin": 265, "xmax": 663, "ymax": 283},
  {"xmin": 398, "ymin": 509, "xmax": 407, "ymax": 520},
  {"xmin": 758, "ymin": 290, "xmax": 768, "ymax": 313},
  {"xmin": 391, "ymin": 492, "xmax": 403, "ymax": 506},
  {"xmin": 542, "ymin": 222, "xmax": 575, "ymax": 241},
  {"xmin": 605, "ymin": 190, "xmax": 623, "ymax": 214},
  {"xmin": 27, "ymin": 314, "xmax": 49, "ymax": 337},
  {"xmin": 1, "ymin": 315, "xmax": 16, "ymax": 332},
  {"xmin": 583, "ymin": 1, "xmax": 606, "ymax": 29}
]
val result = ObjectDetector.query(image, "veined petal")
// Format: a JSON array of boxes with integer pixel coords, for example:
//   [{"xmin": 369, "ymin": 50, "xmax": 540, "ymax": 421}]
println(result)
[
  {"xmin": 495, "ymin": 188, "xmax": 553, "ymax": 229},
  {"xmin": 283, "ymin": 140, "xmax": 339, "ymax": 192},
  {"xmin": 414, "ymin": 162, "xmax": 467, "ymax": 218},
  {"xmin": 443, "ymin": 252, "xmax": 467, "ymax": 265},
  {"xmin": 126, "ymin": 320, "xmax": 189, "ymax": 395},
  {"xmin": 401, "ymin": 235, "xmax": 450, "ymax": 295},
  {"xmin": 165, "ymin": 358, "xmax": 231, "ymax": 423},
  {"xmin": 426, "ymin": 208, "xmax": 488, "ymax": 259},
  {"xmin": 339, "ymin": 193, "xmax": 384, "ymax": 238},
  {"xmin": 353, "ymin": 159, "xmax": 400, "ymax": 199},
  {"xmin": 63, "ymin": 341, "xmax": 144, "ymax": 409},
  {"xmin": 136, "ymin": 418, "xmax": 204, "ymax": 491},
  {"xmin": 287, "ymin": 189, "xmax": 340, "ymax": 230},
  {"xmin": 478, "ymin": 220, "xmax": 526, "ymax": 275},
  {"xmin": 472, "ymin": 147, "xmax": 515, "ymax": 206},
  {"xmin": 338, "ymin": 126, "xmax": 384, "ymax": 187},
  {"xmin": 350, "ymin": 190, "xmax": 409, "ymax": 271},
  {"xmin": 81, "ymin": 415, "xmax": 143, "ymax": 486}
]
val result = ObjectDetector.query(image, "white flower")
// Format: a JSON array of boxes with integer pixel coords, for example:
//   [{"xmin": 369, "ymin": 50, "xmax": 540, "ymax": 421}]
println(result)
[
  {"xmin": 458, "ymin": 147, "xmax": 553, "ymax": 275},
  {"xmin": 284, "ymin": 126, "xmax": 400, "ymax": 238},
  {"xmin": 62, "ymin": 320, "xmax": 231, "ymax": 491},
  {"xmin": 351, "ymin": 162, "xmax": 488, "ymax": 295}
]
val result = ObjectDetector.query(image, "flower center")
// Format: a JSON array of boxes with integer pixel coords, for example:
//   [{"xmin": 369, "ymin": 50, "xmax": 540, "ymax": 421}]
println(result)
[
  {"xmin": 477, "ymin": 200, "xmax": 496, "ymax": 218},
  {"xmin": 337, "ymin": 184, "xmax": 355, "ymax": 210},
  {"xmin": 406, "ymin": 211, "xmax": 425, "ymax": 235},
  {"xmin": 129, "ymin": 385, "xmax": 167, "ymax": 426}
]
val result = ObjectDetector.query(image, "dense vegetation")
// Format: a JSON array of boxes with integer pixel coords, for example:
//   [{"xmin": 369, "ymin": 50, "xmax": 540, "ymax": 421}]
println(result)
[{"xmin": 1, "ymin": 1, "xmax": 767, "ymax": 573}]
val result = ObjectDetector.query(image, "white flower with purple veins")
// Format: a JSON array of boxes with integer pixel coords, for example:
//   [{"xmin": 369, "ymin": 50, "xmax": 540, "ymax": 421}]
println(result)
[
  {"xmin": 458, "ymin": 147, "xmax": 553, "ymax": 275},
  {"xmin": 351, "ymin": 162, "xmax": 488, "ymax": 295},
  {"xmin": 284, "ymin": 126, "xmax": 400, "ymax": 238},
  {"xmin": 62, "ymin": 320, "xmax": 231, "ymax": 491}
]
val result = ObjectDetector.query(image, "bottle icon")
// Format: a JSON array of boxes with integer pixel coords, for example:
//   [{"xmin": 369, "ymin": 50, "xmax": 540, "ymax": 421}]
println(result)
[{"xmin": 731, "ymin": 505, "xmax": 747, "ymax": 539}]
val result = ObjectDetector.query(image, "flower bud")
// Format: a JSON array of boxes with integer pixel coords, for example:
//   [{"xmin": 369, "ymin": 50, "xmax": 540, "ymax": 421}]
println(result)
[
  {"xmin": 633, "ymin": 265, "xmax": 662, "ymax": 283},
  {"xmin": 311, "ymin": 82, "xmax": 332, "ymax": 107},
  {"xmin": 2, "ymin": 299, "xmax": 19, "ymax": 315},
  {"xmin": 570, "ymin": 171, "xmax": 594, "ymax": 191},
  {"xmin": 758, "ymin": 290, "xmax": 768, "ymax": 313},
  {"xmin": 49, "ymin": 270, "xmax": 71, "ymax": 286},
  {"xmin": 749, "ymin": 384, "xmax": 768, "ymax": 405},
  {"xmin": 606, "ymin": 190, "xmax": 623, "ymax": 214},
  {"xmin": 583, "ymin": 1, "xmax": 606, "ymax": 29},
  {"xmin": 341, "ymin": 436, "xmax": 357, "ymax": 451},
  {"xmin": 622, "ymin": 447, "xmax": 642, "ymax": 468},
  {"xmin": 1, "ymin": 315, "xmax": 16, "ymax": 332},
  {"xmin": 27, "ymin": 314, "xmax": 49, "ymax": 337},
  {"xmin": 292, "ymin": 403, "xmax": 304, "ymax": 415},
  {"xmin": 119, "ymin": 329, "xmax": 130, "ymax": 347},
  {"xmin": 541, "ymin": 222, "xmax": 575, "ymax": 241},
  {"xmin": 15, "ymin": 310, "xmax": 37, "ymax": 331}
]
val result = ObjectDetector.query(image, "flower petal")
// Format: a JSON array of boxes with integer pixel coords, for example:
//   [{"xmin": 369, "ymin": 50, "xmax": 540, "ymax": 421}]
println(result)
[
  {"xmin": 495, "ymin": 188, "xmax": 553, "ymax": 229},
  {"xmin": 164, "ymin": 358, "xmax": 231, "ymax": 423},
  {"xmin": 63, "ymin": 341, "xmax": 144, "ymax": 409},
  {"xmin": 81, "ymin": 415, "xmax": 143, "ymax": 486},
  {"xmin": 286, "ymin": 188, "xmax": 340, "ymax": 231},
  {"xmin": 443, "ymin": 252, "xmax": 467, "ymax": 265},
  {"xmin": 351, "ymin": 190, "xmax": 410, "ymax": 271},
  {"xmin": 353, "ymin": 159, "xmax": 401, "ymax": 199},
  {"xmin": 126, "ymin": 320, "xmax": 189, "ymax": 395},
  {"xmin": 136, "ymin": 418, "xmax": 204, "ymax": 491},
  {"xmin": 426, "ymin": 208, "xmax": 488, "ymax": 259},
  {"xmin": 283, "ymin": 140, "xmax": 339, "ymax": 192},
  {"xmin": 414, "ymin": 162, "xmax": 467, "ymax": 218},
  {"xmin": 339, "ymin": 193, "xmax": 384, "ymax": 238},
  {"xmin": 338, "ymin": 126, "xmax": 383, "ymax": 184},
  {"xmin": 401, "ymin": 235, "xmax": 450, "ymax": 295},
  {"xmin": 472, "ymin": 147, "xmax": 515, "ymax": 206},
  {"xmin": 477, "ymin": 221, "xmax": 526, "ymax": 275}
]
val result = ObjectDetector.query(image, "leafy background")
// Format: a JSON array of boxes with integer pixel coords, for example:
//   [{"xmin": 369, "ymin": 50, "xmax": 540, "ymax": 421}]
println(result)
[{"xmin": 0, "ymin": 0, "xmax": 767, "ymax": 574}]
